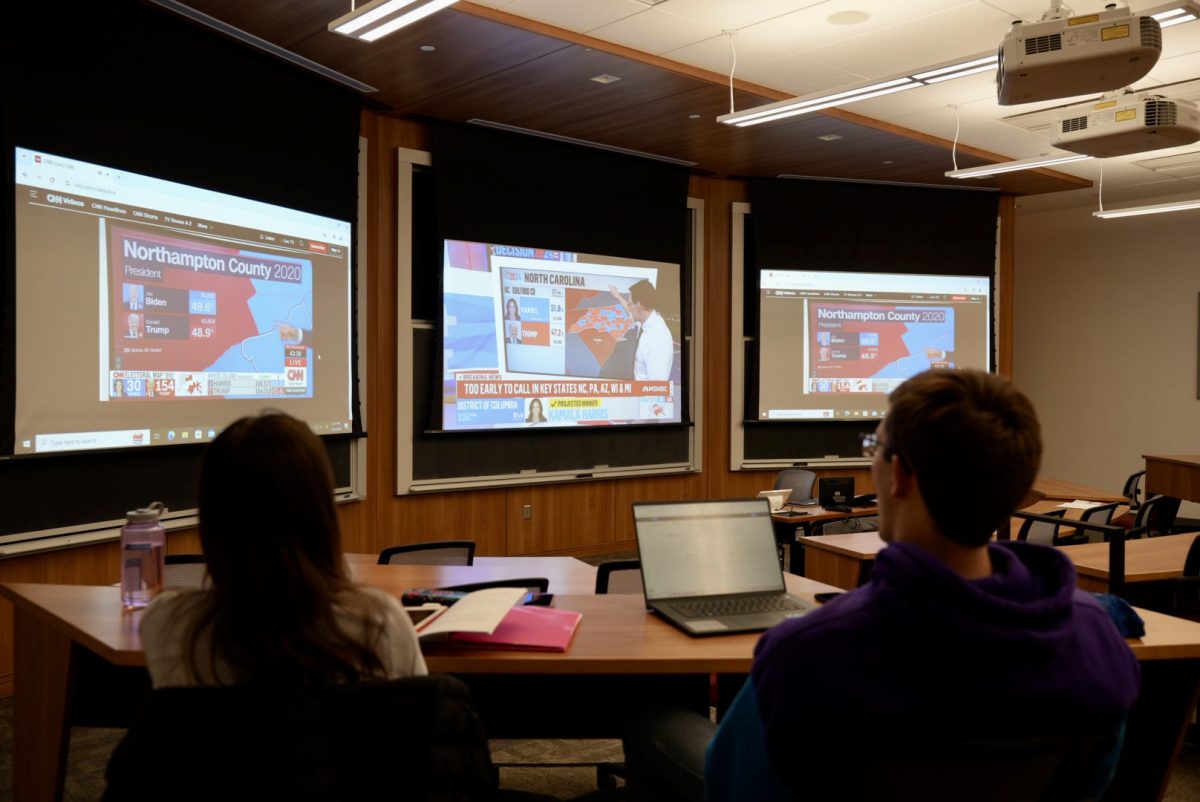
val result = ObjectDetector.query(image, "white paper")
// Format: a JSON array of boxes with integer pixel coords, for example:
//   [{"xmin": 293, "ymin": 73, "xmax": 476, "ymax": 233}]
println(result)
[
  {"xmin": 416, "ymin": 586, "xmax": 527, "ymax": 638},
  {"xmin": 1057, "ymin": 500, "xmax": 1103, "ymax": 510}
]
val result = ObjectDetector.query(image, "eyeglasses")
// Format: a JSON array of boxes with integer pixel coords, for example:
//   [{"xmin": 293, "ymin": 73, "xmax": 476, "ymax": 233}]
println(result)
[{"xmin": 862, "ymin": 432, "xmax": 886, "ymax": 458}]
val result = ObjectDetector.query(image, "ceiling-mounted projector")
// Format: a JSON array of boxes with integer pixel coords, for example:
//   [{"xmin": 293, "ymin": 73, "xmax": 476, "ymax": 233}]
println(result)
[
  {"xmin": 1052, "ymin": 91, "xmax": 1200, "ymax": 157},
  {"xmin": 997, "ymin": 6, "xmax": 1161, "ymax": 105}
]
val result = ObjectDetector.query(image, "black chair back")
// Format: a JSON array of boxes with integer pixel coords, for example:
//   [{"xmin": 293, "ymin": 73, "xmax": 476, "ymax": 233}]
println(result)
[
  {"xmin": 595, "ymin": 559, "xmax": 643, "ymax": 594},
  {"xmin": 1015, "ymin": 508, "xmax": 1067, "ymax": 546},
  {"xmin": 378, "ymin": 540, "xmax": 476, "ymax": 565},
  {"xmin": 103, "ymin": 675, "xmax": 495, "ymax": 802}
]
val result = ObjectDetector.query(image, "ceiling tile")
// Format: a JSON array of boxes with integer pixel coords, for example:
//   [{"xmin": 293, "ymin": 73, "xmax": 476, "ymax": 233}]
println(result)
[
  {"xmin": 587, "ymin": 5, "xmax": 717, "ymax": 54},
  {"xmin": 498, "ymin": 0, "xmax": 649, "ymax": 33},
  {"xmin": 803, "ymin": 4, "xmax": 1016, "ymax": 78},
  {"xmin": 652, "ymin": 0, "xmax": 828, "ymax": 30}
]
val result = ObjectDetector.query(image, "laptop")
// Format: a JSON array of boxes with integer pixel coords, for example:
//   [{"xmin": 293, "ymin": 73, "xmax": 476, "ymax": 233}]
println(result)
[
  {"xmin": 818, "ymin": 477, "xmax": 856, "ymax": 511},
  {"xmin": 632, "ymin": 499, "xmax": 814, "ymax": 637}
]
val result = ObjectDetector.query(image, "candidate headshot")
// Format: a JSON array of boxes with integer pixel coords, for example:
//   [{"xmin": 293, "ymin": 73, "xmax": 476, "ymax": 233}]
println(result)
[{"xmin": 525, "ymin": 398, "xmax": 547, "ymax": 423}]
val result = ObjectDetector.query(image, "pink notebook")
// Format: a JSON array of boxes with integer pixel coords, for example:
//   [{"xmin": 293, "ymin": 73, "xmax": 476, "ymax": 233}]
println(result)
[{"xmin": 449, "ymin": 605, "xmax": 582, "ymax": 651}]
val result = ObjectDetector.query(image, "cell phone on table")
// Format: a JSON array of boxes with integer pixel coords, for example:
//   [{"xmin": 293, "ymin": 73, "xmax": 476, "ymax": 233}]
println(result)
[{"xmin": 814, "ymin": 591, "xmax": 845, "ymax": 604}]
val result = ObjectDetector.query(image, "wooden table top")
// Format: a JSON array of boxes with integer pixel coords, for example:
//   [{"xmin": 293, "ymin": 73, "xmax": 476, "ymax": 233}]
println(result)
[
  {"xmin": 1143, "ymin": 455, "xmax": 1200, "ymax": 469},
  {"xmin": 4, "ymin": 569, "xmax": 1195, "ymax": 666},
  {"xmin": 771, "ymin": 505, "xmax": 879, "ymax": 526},
  {"xmin": 0, "ymin": 571, "xmax": 837, "ymax": 675},
  {"xmin": 1026, "ymin": 477, "xmax": 1127, "ymax": 505},
  {"xmin": 801, "ymin": 531, "xmax": 887, "ymax": 559},
  {"xmin": 1058, "ymin": 533, "xmax": 1198, "ymax": 583},
  {"xmin": 346, "ymin": 556, "xmax": 599, "ymax": 595}
]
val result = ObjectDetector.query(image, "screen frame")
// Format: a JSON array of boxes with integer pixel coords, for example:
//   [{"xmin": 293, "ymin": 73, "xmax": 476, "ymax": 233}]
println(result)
[
  {"xmin": 435, "ymin": 237, "xmax": 686, "ymax": 435},
  {"xmin": 753, "ymin": 267, "xmax": 994, "ymax": 425}
]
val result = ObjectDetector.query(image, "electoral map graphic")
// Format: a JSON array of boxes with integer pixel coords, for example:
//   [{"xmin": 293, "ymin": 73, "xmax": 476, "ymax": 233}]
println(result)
[
  {"xmin": 564, "ymin": 288, "xmax": 637, "ymax": 377},
  {"xmin": 108, "ymin": 226, "xmax": 314, "ymax": 399},
  {"xmin": 809, "ymin": 301, "xmax": 955, "ymax": 383}
]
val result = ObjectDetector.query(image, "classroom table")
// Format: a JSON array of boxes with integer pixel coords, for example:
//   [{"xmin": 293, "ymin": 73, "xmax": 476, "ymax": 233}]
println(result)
[
  {"xmin": 1144, "ymin": 455, "xmax": 1200, "ymax": 504},
  {"xmin": 346, "ymin": 555, "xmax": 600, "ymax": 595},
  {"xmin": 771, "ymin": 504, "xmax": 879, "ymax": 574},
  {"xmin": 1059, "ymin": 533, "xmax": 1198, "ymax": 594},
  {"xmin": 1025, "ymin": 477, "xmax": 1129, "ymax": 505},
  {"xmin": 4, "ymin": 561, "xmax": 1199, "ymax": 802}
]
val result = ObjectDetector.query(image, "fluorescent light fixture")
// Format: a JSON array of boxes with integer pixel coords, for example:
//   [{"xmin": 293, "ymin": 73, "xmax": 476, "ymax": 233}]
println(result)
[
  {"xmin": 720, "ymin": 78, "xmax": 921, "ymax": 127},
  {"xmin": 718, "ymin": 52, "xmax": 998, "ymax": 127},
  {"xmin": 1152, "ymin": 6, "xmax": 1199, "ymax": 28},
  {"xmin": 945, "ymin": 152, "xmax": 1092, "ymax": 179},
  {"xmin": 912, "ymin": 55, "xmax": 999, "ymax": 83},
  {"xmin": 1093, "ymin": 198, "xmax": 1200, "ymax": 218},
  {"xmin": 328, "ymin": 0, "xmax": 458, "ymax": 42}
]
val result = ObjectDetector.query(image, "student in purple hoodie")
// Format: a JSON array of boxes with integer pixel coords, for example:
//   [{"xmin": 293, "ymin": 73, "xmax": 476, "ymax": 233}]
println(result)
[{"xmin": 625, "ymin": 369, "xmax": 1141, "ymax": 802}]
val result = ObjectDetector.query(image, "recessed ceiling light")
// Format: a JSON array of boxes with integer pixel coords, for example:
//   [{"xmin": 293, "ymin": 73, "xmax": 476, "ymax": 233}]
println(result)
[
  {"xmin": 883, "ymin": 160, "xmax": 894, "ymax": 165},
  {"xmin": 817, "ymin": 134, "xmax": 843, "ymax": 141},
  {"xmin": 827, "ymin": 10, "xmax": 870, "ymax": 25},
  {"xmin": 590, "ymin": 74, "xmax": 621, "ymax": 84},
  {"xmin": 419, "ymin": 45, "xmax": 436, "ymax": 52},
  {"xmin": 688, "ymin": 113, "xmax": 701, "ymax": 119}
]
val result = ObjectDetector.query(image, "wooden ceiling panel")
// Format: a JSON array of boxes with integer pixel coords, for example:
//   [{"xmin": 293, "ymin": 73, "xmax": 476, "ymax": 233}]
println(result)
[
  {"xmin": 171, "ymin": 1, "xmax": 1089, "ymax": 195},
  {"xmin": 402, "ymin": 43, "xmax": 726, "ymax": 132}
]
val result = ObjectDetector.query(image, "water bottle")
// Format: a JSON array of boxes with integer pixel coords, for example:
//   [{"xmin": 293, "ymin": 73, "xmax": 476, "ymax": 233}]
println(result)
[{"xmin": 120, "ymin": 502, "xmax": 166, "ymax": 609}]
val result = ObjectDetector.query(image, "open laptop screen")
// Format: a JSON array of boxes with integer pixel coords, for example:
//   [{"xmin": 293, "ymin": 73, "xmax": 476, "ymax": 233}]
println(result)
[{"xmin": 634, "ymin": 499, "xmax": 786, "ymax": 602}]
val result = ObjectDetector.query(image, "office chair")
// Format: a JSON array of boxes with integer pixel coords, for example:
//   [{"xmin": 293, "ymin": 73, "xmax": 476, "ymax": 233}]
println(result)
[
  {"xmin": 102, "ymin": 675, "xmax": 496, "ymax": 802},
  {"xmin": 163, "ymin": 554, "xmax": 207, "ymax": 589},
  {"xmin": 595, "ymin": 560, "xmax": 643, "ymax": 595},
  {"xmin": 771, "ymin": 469, "xmax": 818, "ymax": 570},
  {"xmin": 1076, "ymin": 502, "xmax": 1121, "ymax": 543},
  {"xmin": 377, "ymin": 540, "xmax": 476, "ymax": 565},
  {"xmin": 1111, "ymin": 471, "xmax": 1146, "ymax": 530},
  {"xmin": 1123, "ymin": 534, "xmax": 1200, "ymax": 619},
  {"xmin": 1015, "ymin": 508, "xmax": 1073, "ymax": 546},
  {"xmin": 774, "ymin": 468, "xmax": 817, "ymax": 501}
]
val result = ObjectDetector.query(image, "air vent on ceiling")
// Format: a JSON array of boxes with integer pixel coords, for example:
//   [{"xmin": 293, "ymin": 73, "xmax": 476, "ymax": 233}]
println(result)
[
  {"xmin": 1024, "ymin": 33, "xmax": 1062, "ymax": 55},
  {"xmin": 1060, "ymin": 115, "xmax": 1089, "ymax": 134}
]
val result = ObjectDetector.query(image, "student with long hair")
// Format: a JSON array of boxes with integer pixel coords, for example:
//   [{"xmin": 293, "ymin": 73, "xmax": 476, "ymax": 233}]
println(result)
[{"xmin": 140, "ymin": 412, "xmax": 426, "ymax": 686}]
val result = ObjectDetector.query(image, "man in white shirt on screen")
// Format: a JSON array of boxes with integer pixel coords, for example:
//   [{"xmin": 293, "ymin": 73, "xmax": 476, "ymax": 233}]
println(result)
[{"xmin": 625, "ymin": 279, "xmax": 673, "ymax": 381}]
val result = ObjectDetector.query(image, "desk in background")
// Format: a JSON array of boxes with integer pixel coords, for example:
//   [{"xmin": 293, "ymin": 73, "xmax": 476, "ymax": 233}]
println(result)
[
  {"xmin": 1144, "ymin": 455, "xmax": 1200, "ymax": 503},
  {"xmin": 771, "ymin": 504, "xmax": 878, "ymax": 574},
  {"xmin": 1059, "ymin": 534, "xmax": 1197, "ymax": 594},
  {"xmin": 1025, "ymin": 477, "xmax": 1128, "ymax": 505},
  {"xmin": 346, "ymin": 555, "xmax": 599, "ymax": 595}
]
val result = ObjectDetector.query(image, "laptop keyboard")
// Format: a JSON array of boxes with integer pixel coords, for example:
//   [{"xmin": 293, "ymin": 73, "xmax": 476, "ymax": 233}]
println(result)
[{"xmin": 671, "ymin": 595, "xmax": 807, "ymax": 618}]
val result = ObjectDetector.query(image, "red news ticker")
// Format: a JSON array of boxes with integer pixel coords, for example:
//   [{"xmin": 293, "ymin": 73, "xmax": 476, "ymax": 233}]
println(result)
[{"xmin": 457, "ymin": 379, "xmax": 672, "ymax": 399}]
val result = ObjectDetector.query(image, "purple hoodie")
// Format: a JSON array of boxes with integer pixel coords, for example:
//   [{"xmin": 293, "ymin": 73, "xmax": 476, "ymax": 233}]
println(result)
[{"xmin": 752, "ymin": 540, "xmax": 1141, "ymax": 770}]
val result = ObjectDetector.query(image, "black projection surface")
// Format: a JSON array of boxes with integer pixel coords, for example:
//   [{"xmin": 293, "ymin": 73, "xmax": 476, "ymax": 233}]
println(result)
[
  {"xmin": 1, "ymin": 0, "xmax": 362, "ymax": 541},
  {"xmin": 0, "ymin": 439, "xmax": 352, "ymax": 539},
  {"xmin": 743, "ymin": 179, "xmax": 999, "ymax": 462},
  {"xmin": 410, "ymin": 125, "xmax": 692, "ymax": 481}
]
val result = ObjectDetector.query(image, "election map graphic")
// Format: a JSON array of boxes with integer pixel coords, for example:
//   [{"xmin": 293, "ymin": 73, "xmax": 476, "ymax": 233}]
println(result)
[
  {"xmin": 809, "ymin": 301, "xmax": 954, "ymax": 383},
  {"xmin": 108, "ymin": 226, "xmax": 314, "ymax": 399},
  {"xmin": 564, "ymin": 288, "xmax": 636, "ymax": 377}
]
